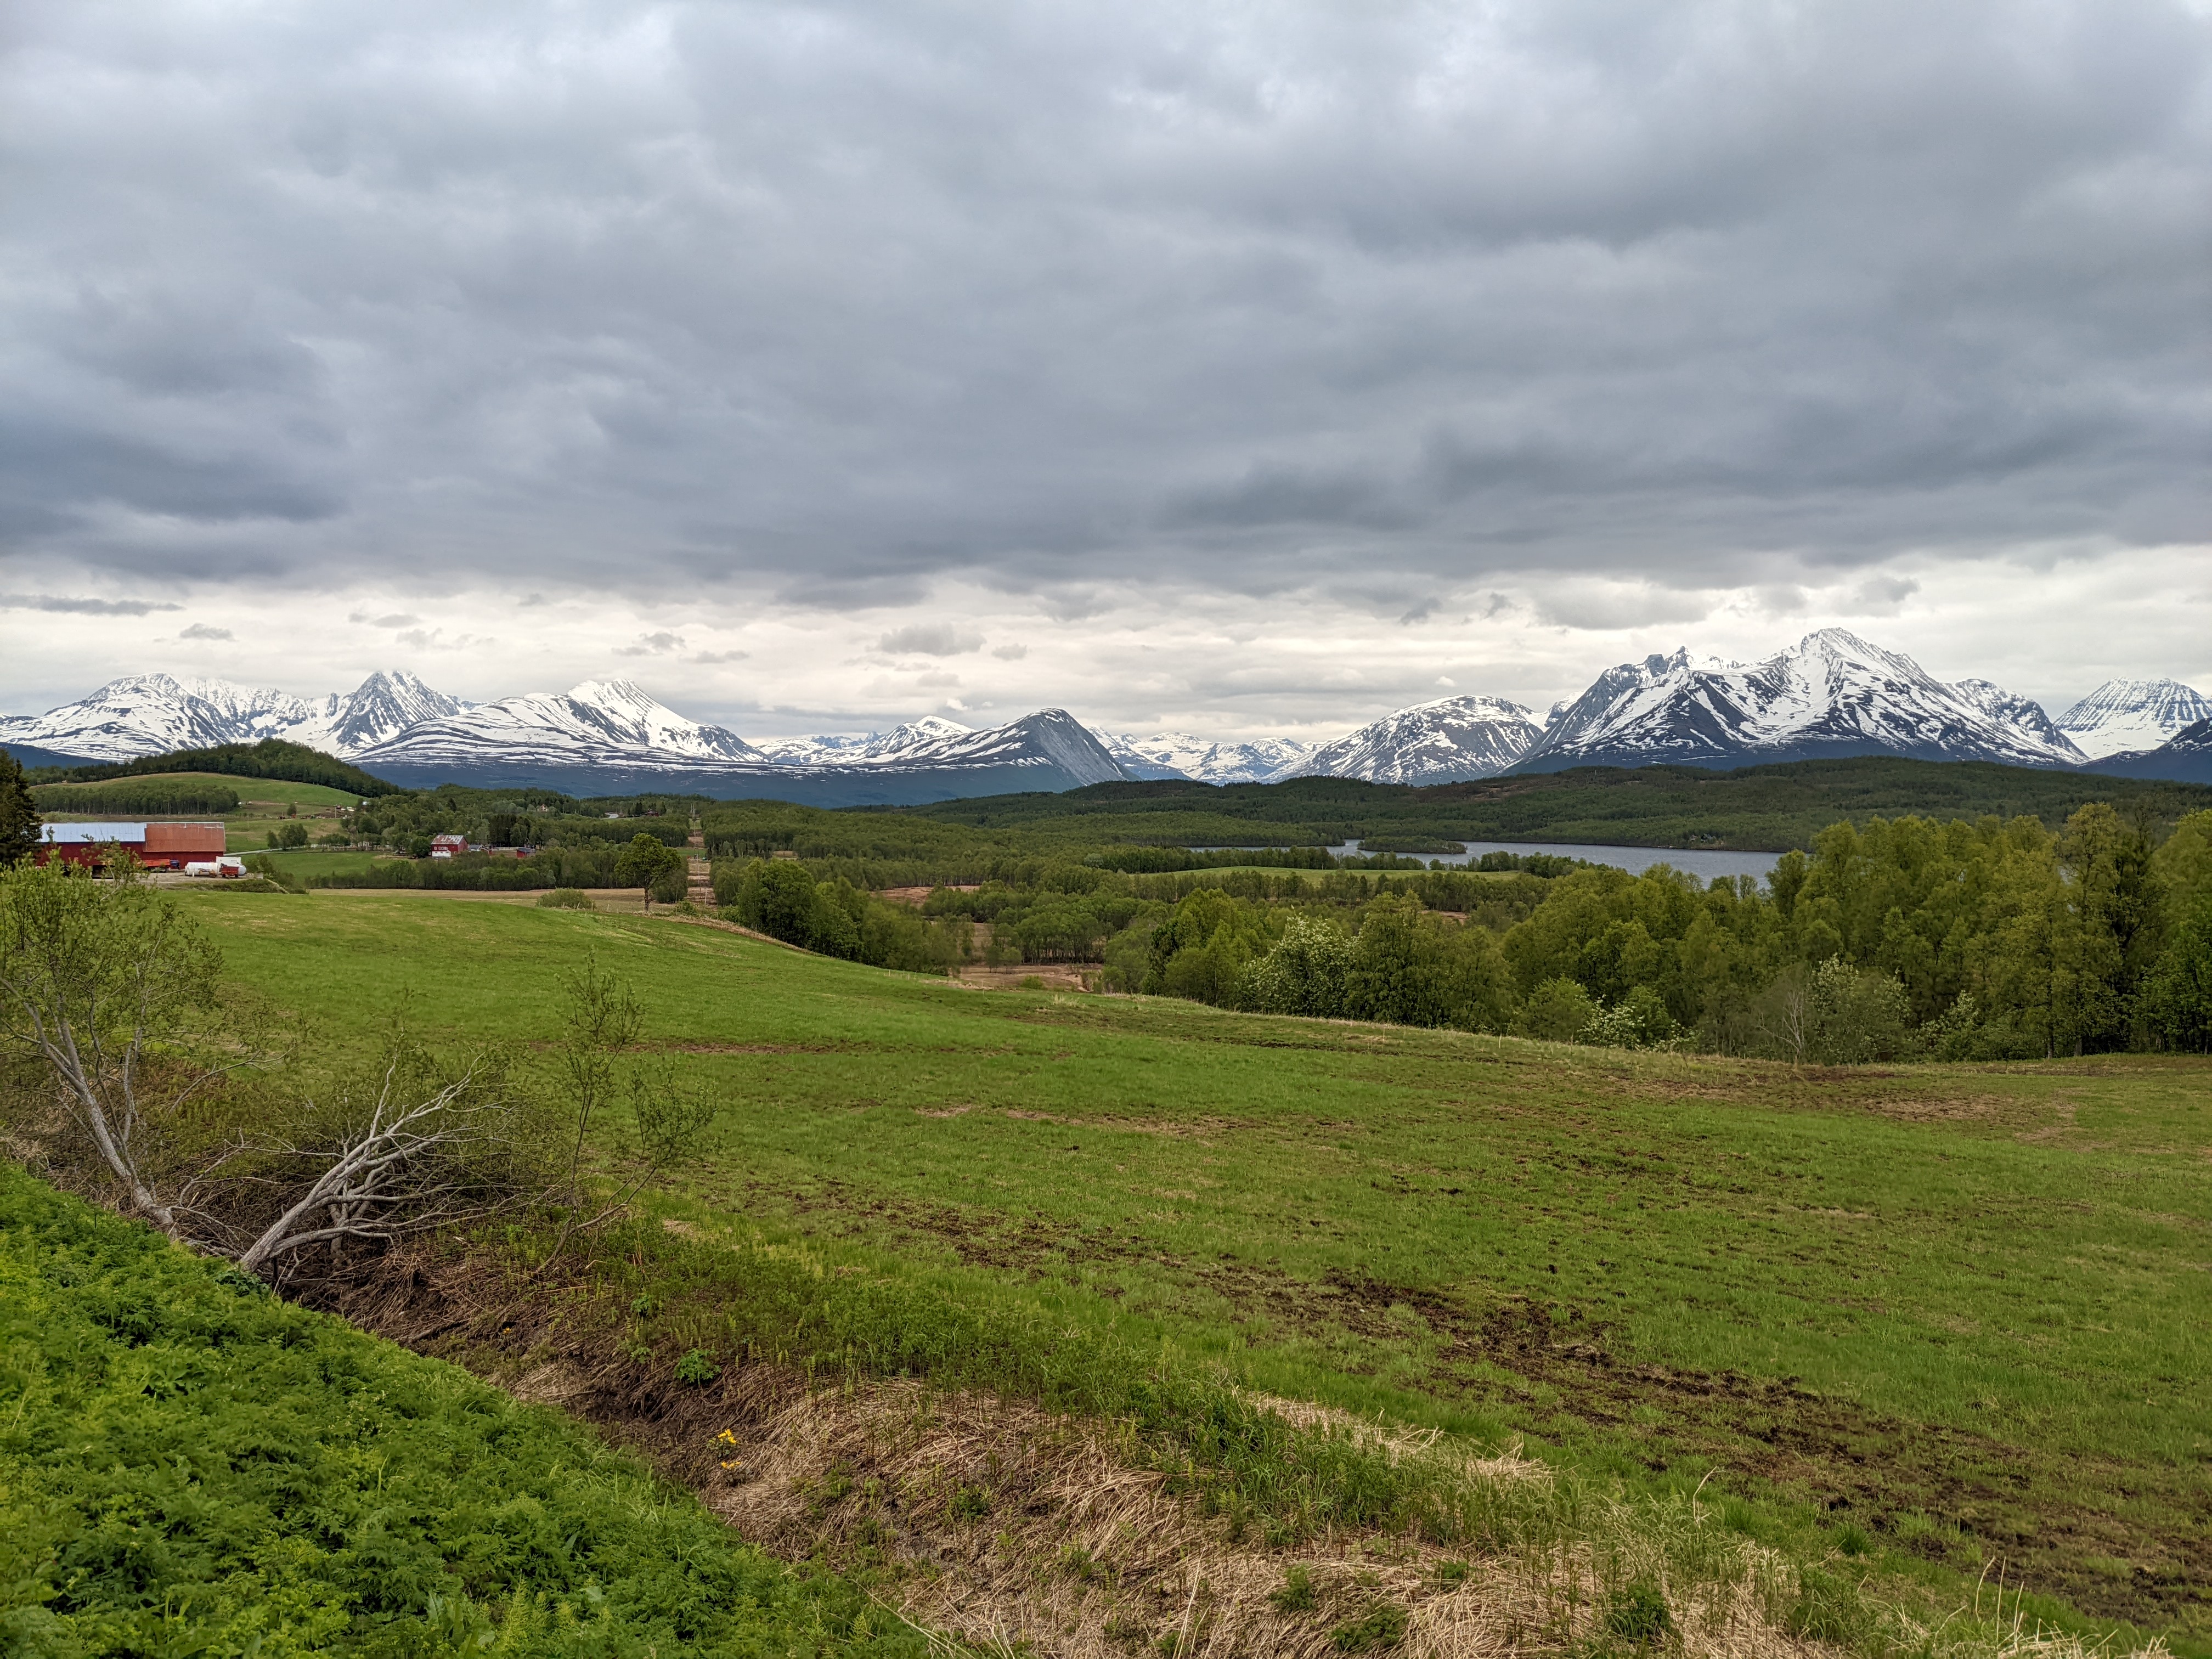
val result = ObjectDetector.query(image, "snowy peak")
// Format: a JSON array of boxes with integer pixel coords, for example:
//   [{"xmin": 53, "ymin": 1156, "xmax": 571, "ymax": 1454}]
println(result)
[
  {"xmin": 854, "ymin": 708, "xmax": 1126, "ymax": 785},
  {"xmin": 2056, "ymin": 679, "xmax": 2212, "ymax": 759},
  {"xmin": 0, "ymin": 673, "xmax": 297, "ymax": 762},
  {"xmin": 1288, "ymin": 695, "xmax": 1547, "ymax": 786},
  {"xmin": 1108, "ymin": 732, "xmax": 1315, "ymax": 785},
  {"xmin": 859, "ymin": 716, "xmax": 975, "ymax": 762},
  {"xmin": 0, "ymin": 669, "xmax": 476, "ymax": 763},
  {"xmin": 305, "ymin": 670, "xmax": 467, "ymax": 754},
  {"xmin": 357, "ymin": 679, "xmax": 766, "ymax": 769},
  {"xmin": 1522, "ymin": 629, "xmax": 2085, "ymax": 771}
]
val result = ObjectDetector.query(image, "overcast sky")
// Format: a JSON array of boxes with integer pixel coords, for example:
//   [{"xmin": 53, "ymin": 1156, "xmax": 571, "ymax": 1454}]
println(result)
[{"xmin": 3, "ymin": 0, "xmax": 2208, "ymax": 739}]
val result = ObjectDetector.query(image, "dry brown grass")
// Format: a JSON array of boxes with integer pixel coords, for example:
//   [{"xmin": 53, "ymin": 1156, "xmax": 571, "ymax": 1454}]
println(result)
[{"xmin": 668, "ymin": 1373, "xmax": 1814, "ymax": 1659}]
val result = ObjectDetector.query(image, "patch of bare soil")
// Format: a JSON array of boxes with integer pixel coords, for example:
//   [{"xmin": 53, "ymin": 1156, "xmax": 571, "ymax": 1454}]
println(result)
[
  {"xmin": 955, "ymin": 962, "xmax": 1102, "ymax": 992},
  {"xmin": 321, "ymin": 1246, "xmax": 1816, "ymax": 1659},
  {"xmin": 877, "ymin": 884, "xmax": 981, "ymax": 907}
]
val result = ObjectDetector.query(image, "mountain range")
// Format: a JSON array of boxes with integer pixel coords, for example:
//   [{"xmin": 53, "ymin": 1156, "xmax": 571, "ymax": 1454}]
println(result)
[{"xmin": 6, "ymin": 631, "xmax": 2209, "ymax": 799}]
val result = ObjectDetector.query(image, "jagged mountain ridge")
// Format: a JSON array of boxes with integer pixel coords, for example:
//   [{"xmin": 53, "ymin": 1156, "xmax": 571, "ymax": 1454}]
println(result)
[
  {"xmin": 8, "ymin": 638, "xmax": 2210, "ymax": 796},
  {"xmin": 755, "ymin": 716, "xmax": 977, "ymax": 767},
  {"xmin": 1518, "ymin": 629, "xmax": 2089, "ymax": 772},
  {"xmin": 2057, "ymin": 679, "xmax": 2212, "ymax": 760},
  {"xmin": 1107, "ymin": 733, "xmax": 1315, "ymax": 785},
  {"xmin": 0, "ymin": 670, "xmax": 462, "ymax": 764},
  {"xmin": 353, "ymin": 680, "xmax": 769, "ymax": 771},
  {"xmin": 350, "ymin": 691, "xmax": 1128, "ymax": 805},
  {"xmin": 1282, "ymin": 696, "xmax": 1547, "ymax": 786}
]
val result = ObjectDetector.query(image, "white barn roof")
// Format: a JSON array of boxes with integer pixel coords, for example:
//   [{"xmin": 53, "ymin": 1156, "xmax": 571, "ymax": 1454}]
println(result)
[{"xmin": 40, "ymin": 822, "xmax": 151, "ymax": 844}]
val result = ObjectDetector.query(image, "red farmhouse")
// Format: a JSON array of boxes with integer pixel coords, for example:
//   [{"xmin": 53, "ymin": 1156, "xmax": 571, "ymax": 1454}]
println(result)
[{"xmin": 36, "ymin": 822, "xmax": 228, "ymax": 870}]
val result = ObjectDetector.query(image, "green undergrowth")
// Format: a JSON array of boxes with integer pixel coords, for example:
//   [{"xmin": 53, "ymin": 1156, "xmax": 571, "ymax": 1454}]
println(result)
[{"xmin": 0, "ymin": 1164, "xmax": 932, "ymax": 1658}]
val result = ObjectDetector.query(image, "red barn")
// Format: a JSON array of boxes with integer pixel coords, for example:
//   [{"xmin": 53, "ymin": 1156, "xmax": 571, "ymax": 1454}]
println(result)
[{"xmin": 36, "ymin": 822, "xmax": 228, "ymax": 870}]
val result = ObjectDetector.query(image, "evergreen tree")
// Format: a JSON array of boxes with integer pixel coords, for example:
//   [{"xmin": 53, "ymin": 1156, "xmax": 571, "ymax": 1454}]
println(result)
[{"xmin": 0, "ymin": 752, "xmax": 38, "ymax": 864}]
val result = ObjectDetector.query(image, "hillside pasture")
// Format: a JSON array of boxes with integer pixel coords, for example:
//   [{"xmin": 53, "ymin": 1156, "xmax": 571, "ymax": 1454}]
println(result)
[{"xmin": 177, "ymin": 891, "xmax": 2212, "ymax": 1640}]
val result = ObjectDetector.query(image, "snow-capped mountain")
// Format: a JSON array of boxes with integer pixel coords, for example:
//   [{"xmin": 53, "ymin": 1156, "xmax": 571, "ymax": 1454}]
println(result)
[
  {"xmin": 1283, "ymin": 696, "xmax": 1548, "ymax": 785},
  {"xmin": 0, "ymin": 673, "xmax": 284, "ymax": 761},
  {"xmin": 854, "ymin": 709, "xmax": 1124, "ymax": 784},
  {"xmin": 756, "ymin": 717, "xmax": 980, "ymax": 766},
  {"xmin": 2056, "ymin": 679, "xmax": 2212, "ymax": 760},
  {"xmin": 296, "ymin": 670, "xmax": 464, "ymax": 755},
  {"xmin": 353, "ymin": 680, "xmax": 768, "ymax": 773},
  {"xmin": 754, "ymin": 732, "xmax": 873, "ymax": 765},
  {"xmin": 2089, "ymin": 718, "xmax": 2212, "ymax": 785},
  {"xmin": 347, "ymin": 694, "xmax": 1126, "ymax": 803},
  {"xmin": 1107, "ymin": 733, "xmax": 1315, "ymax": 785},
  {"xmin": 1517, "ymin": 629, "xmax": 2087, "ymax": 772},
  {"xmin": 0, "ymin": 670, "xmax": 469, "ymax": 764}
]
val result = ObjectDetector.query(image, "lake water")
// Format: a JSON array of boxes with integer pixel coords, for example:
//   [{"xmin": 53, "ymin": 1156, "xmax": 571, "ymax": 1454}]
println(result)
[{"xmin": 1323, "ymin": 840, "xmax": 1784, "ymax": 883}]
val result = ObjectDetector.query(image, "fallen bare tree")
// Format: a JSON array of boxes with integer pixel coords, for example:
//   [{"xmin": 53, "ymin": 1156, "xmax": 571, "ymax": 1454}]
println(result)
[
  {"xmin": 0, "ymin": 854, "xmax": 224, "ymax": 1237},
  {"xmin": 196, "ymin": 1029, "xmax": 547, "ymax": 1280},
  {"xmin": 0, "ymin": 857, "xmax": 552, "ymax": 1279}
]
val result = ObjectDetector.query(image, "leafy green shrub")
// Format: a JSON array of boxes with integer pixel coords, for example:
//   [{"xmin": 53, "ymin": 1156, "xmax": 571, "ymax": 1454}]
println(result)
[
  {"xmin": 949, "ymin": 1483, "xmax": 991, "ymax": 1520},
  {"xmin": 0, "ymin": 1164, "xmax": 927, "ymax": 1657},
  {"xmin": 1269, "ymin": 1564, "xmax": 1317, "ymax": 1612},
  {"xmin": 674, "ymin": 1348, "xmax": 721, "ymax": 1385},
  {"xmin": 1602, "ymin": 1581, "xmax": 1674, "ymax": 1650},
  {"xmin": 536, "ymin": 887, "xmax": 597, "ymax": 910},
  {"xmin": 1330, "ymin": 1601, "xmax": 1408, "ymax": 1651},
  {"xmin": 1519, "ymin": 977, "xmax": 1598, "ymax": 1042}
]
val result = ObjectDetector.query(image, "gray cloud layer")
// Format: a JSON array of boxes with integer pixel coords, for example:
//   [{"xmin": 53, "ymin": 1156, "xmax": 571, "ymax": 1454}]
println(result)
[{"xmin": 3, "ymin": 0, "xmax": 2207, "ymax": 611}]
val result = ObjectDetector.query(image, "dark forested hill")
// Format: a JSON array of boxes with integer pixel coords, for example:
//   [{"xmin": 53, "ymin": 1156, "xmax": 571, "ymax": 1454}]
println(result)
[{"xmin": 895, "ymin": 755, "xmax": 2212, "ymax": 851}]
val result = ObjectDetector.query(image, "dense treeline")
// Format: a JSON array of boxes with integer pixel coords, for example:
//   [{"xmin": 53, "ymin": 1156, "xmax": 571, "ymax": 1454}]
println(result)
[
  {"xmin": 336, "ymin": 791, "xmax": 696, "ymax": 859},
  {"xmin": 1144, "ymin": 806, "xmax": 2212, "ymax": 1058},
  {"xmin": 714, "ymin": 806, "xmax": 2212, "ymax": 1059},
  {"xmin": 714, "ymin": 858, "xmax": 972, "ymax": 972},
  {"xmin": 900, "ymin": 758, "xmax": 2212, "ymax": 854},
  {"xmin": 309, "ymin": 847, "xmax": 630, "ymax": 890},
  {"xmin": 31, "ymin": 780, "xmax": 240, "ymax": 815}
]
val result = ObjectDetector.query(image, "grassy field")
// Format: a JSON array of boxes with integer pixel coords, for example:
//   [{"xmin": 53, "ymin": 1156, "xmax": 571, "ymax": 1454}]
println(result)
[{"xmin": 179, "ymin": 892, "xmax": 2212, "ymax": 1640}]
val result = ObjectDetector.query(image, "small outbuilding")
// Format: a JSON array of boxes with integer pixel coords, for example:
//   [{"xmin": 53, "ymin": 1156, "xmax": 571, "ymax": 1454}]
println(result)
[{"xmin": 428, "ymin": 833, "xmax": 469, "ymax": 859}]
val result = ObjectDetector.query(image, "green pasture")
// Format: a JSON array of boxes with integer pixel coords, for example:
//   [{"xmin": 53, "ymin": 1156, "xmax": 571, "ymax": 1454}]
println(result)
[
  {"xmin": 246, "ymin": 847, "xmax": 393, "ymax": 879},
  {"xmin": 182, "ymin": 892, "xmax": 2212, "ymax": 1634}
]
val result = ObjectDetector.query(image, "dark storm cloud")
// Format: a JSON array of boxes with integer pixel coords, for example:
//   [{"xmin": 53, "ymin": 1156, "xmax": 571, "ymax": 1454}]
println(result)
[{"xmin": 2, "ymin": 0, "xmax": 2205, "ymax": 607}]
